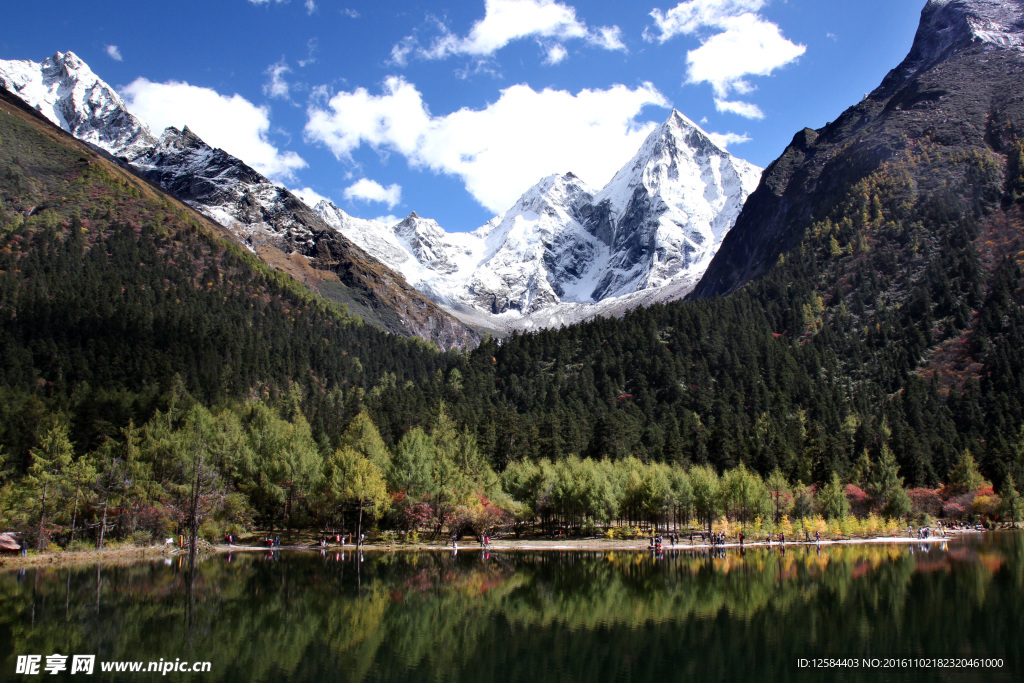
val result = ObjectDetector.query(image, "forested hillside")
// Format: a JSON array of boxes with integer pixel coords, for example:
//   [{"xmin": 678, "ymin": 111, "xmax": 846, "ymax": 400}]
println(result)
[
  {"xmin": 442, "ymin": 141, "xmax": 1024, "ymax": 490},
  {"xmin": 0, "ymin": 87, "xmax": 450, "ymax": 467},
  {"xmin": 3, "ymin": 3, "xmax": 1024, "ymax": 548}
]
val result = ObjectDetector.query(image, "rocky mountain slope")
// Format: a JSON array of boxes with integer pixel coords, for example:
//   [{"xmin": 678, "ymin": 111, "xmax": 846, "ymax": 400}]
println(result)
[
  {"xmin": 694, "ymin": 0, "xmax": 1024, "ymax": 298},
  {"xmin": 316, "ymin": 111, "xmax": 760, "ymax": 331},
  {"xmin": 436, "ymin": 0, "xmax": 1024, "ymax": 486},
  {"xmin": 0, "ymin": 52, "xmax": 478, "ymax": 350}
]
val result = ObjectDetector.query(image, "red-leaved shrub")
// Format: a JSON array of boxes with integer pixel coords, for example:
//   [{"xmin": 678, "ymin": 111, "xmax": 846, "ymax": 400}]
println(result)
[
  {"xmin": 908, "ymin": 488, "xmax": 943, "ymax": 517},
  {"xmin": 845, "ymin": 484, "xmax": 872, "ymax": 517}
]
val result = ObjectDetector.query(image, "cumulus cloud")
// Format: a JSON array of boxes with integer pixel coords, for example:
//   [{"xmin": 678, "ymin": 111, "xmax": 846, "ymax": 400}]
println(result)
[
  {"xmin": 305, "ymin": 77, "xmax": 668, "ymax": 213},
  {"xmin": 545, "ymin": 44, "xmax": 569, "ymax": 65},
  {"xmin": 706, "ymin": 130, "xmax": 750, "ymax": 149},
  {"xmin": 714, "ymin": 98, "xmax": 763, "ymax": 119},
  {"xmin": 399, "ymin": 0, "xmax": 625, "ymax": 65},
  {"xmin": 647, "ymin": 0, "xmax": 804, "ymax": 118},
  {"xmin": 648, "ymin": 0, "xmax": 766, "ymax": 39},
  {"xmin": 121, "ymin": 79, "xmax": 306, "ymax": 181},
  {"xmin": 105, "ymin": 45, "xmax": 123, "ymax": 62},
  {"xmin": 305, "ymin": 0, "xmax": 316, "ymax": 13},
  {"xmin": 343, "ymin": 179, "xmax": 402, "ymax": 209},
  {"xmin": 292, "ymin": 186, "xmax": 333, "ymax": 208}
]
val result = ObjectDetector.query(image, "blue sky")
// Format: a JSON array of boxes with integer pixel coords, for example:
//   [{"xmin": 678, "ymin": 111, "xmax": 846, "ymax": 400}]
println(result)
[{"xmin": 2, "ymin": 0, "xmax": 925, "ymax": 231}]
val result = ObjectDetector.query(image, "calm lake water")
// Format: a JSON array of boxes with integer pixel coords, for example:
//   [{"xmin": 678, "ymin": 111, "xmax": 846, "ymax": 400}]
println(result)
[{"xmin": 1, "ymin": 533, "xmax": 1021, "ymax": 682}]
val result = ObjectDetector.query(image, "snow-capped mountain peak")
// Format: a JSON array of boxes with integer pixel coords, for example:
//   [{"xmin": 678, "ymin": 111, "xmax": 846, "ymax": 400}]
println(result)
[
  {"xmin": 2, "ymin": 49, "xmax": 763, "ymax": 335},
  {"xmin": 311, "ymin": 110, "xmax": 762, "ymax": 330},
  {"xmin": 0, "ymin": 51, "xmax": 156, "ymax": 158}
]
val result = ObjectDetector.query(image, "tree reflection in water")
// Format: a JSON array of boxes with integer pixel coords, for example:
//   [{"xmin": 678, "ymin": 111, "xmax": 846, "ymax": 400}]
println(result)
[{"xmin": 0, "ymin": 534, "xmax": 1020, "ymax": 682}]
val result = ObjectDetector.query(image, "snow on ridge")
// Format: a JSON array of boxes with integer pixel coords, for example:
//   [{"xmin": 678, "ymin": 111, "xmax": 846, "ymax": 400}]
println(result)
[
  {"xmin": 0, "ymin": 51, "xmax": 157, "ymax": 159},
  {"xmin": 1, "ymin": 49, "xmax": 763, "ymax": 334},
  {"xmin": 310, "ymin": 110, "xmax": 762, "ymax": 331}
]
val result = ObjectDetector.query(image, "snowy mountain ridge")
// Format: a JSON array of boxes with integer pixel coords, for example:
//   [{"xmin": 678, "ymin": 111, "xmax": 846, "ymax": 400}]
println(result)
[
  {"xmin": 0, "ymin": 51, "xmax": 156, "ymax": 159},
  {"xmin": 313, "ymin": 111, "xmax": 761, "ymax": 331},
  {"xmin": 0, "ymin": 51, "xmax": 480, "ymax": 349},
  {"xmin": 0, "ymin": 50, "xmax": 762, "ymax": 334}
]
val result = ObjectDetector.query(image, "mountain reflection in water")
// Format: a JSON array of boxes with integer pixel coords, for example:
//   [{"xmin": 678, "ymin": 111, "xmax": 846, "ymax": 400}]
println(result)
[{"xmin": 1, "ymin": 533, "xmax": 1020, "ymax": 682}]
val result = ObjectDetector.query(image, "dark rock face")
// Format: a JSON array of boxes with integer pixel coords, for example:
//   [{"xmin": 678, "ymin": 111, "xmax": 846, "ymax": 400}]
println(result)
[
  {"xmin": 879, "ymin": 0, "xmax": 1024, "ymax": 95},
  {"xmin": 693, "ymin": 0, "xmax": 1024, "ymax": 299}
]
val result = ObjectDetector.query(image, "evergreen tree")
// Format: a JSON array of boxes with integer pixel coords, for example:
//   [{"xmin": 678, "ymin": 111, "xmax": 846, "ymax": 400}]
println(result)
[
  {"xmin": 764, "ymin": 469, "xmax": 791, "ymax": 524},
  {"xmin": 817, "ymin": 472, "xmax": 850, "ymax": 520},
  {"xmin": 321, "ymin": 447, "xmax": 389, "ymax": 544},
  {"xmin": 999, "ymin": 475, "xmax": 1021, "ymax": 526},
  {"xmin": 721, "ymin": 464, "xmax": 767, "ymax": 527},
  {"xmin": 341, "ymin": 411, "xmax": 392, "ymax": 472},
  {"xmin": 690, "ymin": 465, "xmax": 720, "ymax": 533},
  {"xmin": 23, "ymin": 423, "xmax": 74, "ymax": 550},
  {"xmin": 948, "ymin": 450, "xmax": 987, "ymax": 494},
  {"xmin": 868, "ymin": 445, "xmax": 911, "ymax": 519}
]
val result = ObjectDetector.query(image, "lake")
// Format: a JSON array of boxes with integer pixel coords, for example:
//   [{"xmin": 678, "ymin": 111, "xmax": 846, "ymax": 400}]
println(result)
[{"xmin": 1, "ymin": 533, "xmax": 1021, "ymax": 681}]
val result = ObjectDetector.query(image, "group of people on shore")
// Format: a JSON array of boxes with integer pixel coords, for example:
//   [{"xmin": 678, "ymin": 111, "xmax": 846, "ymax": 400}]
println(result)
[
  {"xmin": 317, "ymin": 534, "xmax": 352, "ymax": 548},
  {"xmin": 651, "ymin": 528, "xmax": 831, "ymax": 549}
]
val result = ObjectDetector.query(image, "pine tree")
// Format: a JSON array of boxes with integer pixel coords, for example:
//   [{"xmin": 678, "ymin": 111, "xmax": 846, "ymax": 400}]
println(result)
[
  {"xmin": 868, "ymin": 444, "xmax": 911, "ymax": 519},
  {"xmin": 999, "ymin": 475, "xmax": 1021, "ymax": 526},
  {"xmin": 24, "ymin": 423, "xmax": 74, "ymax": 550},
  {"xmin": 816, "ymin": 472, "xmax": 850, "ymax": 520},
  {"xmin": 341, "ymin": 411, "xmax": 392, "ymax": 472},
  {"xmin": 690, "ymin": 465, "xmax": 719, "ymax": 533},
  {"xmin": 949, "ymin": 450, "xmax": 988, "ymax": 494}
]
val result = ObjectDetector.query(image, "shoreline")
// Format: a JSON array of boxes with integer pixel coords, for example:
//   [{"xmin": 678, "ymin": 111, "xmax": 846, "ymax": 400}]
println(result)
[{"xmin": 0, "ymin": 529, "xmax": 992, "ymax": 570}]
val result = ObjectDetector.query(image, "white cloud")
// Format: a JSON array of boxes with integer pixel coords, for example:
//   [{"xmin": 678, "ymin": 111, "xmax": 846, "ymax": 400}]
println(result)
[
  {"xmin": 121, "ymin": 78, "xmax": 306, "ymax": 181},
  {"xmin": 390, "ymin": 37, "xmax": 416, "ymax": 67},
  {"xmin": 105, "ymin": 45, "xmax": 123, "ymax": 62},
  {"xmin": 706, "ymin": 131, "xmax": 750, "ymax": 149},
  {"xmin": 686, "ymin": 14, "xmax": 805, "ymax": 98},
  {"xmin": 298, "ymin": 38, "xmax": 318, "ymax": 67},
  {"xmin": 401, "ymin": 0, "xmax": 625, "ymax": 64},
  {"xmin": 713, "ymin": 98, "xmax": 763, "ymax": 119},
  {"xmin": 594, "ymin": 25, "xmax": 626, "ymax": 51},
  {"xmin": 648, "ymin": 0, "xmax": 766, "ymax": 40},
  {"xmin": 305, "ymin": 77, "xmax": 668, "ymax": 213},
  {"xmin": 341, "ymin": 8, "xmax": 360, "ymax": 18},
  {"xmin": 264, "ymin": 61, "xmax": 292, "ymax": 100},
  {"xmin": 343, "ymin": 179, "xmax": 402, "ymax": 209},
  {"xmin": 248, "ymin": 0, "xmax": 287, "ymax": 4},
  {"xmin": 647, "ymin": 0, "xmax": 804, "ymax": 118},
  {"xmin": 305, "ymin": 0, "xmax": 316, "ymax": 14},
  {"xmin": 545, "ymin": 44, "xmax": 569, "ymax": 64},
  {"xmin": 292, "ymin": 186, "xmax": 333, "ymax": 208},
  {"xmin": 309, "ymin": 84, "xmax": 331, "ymax": 105}
]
